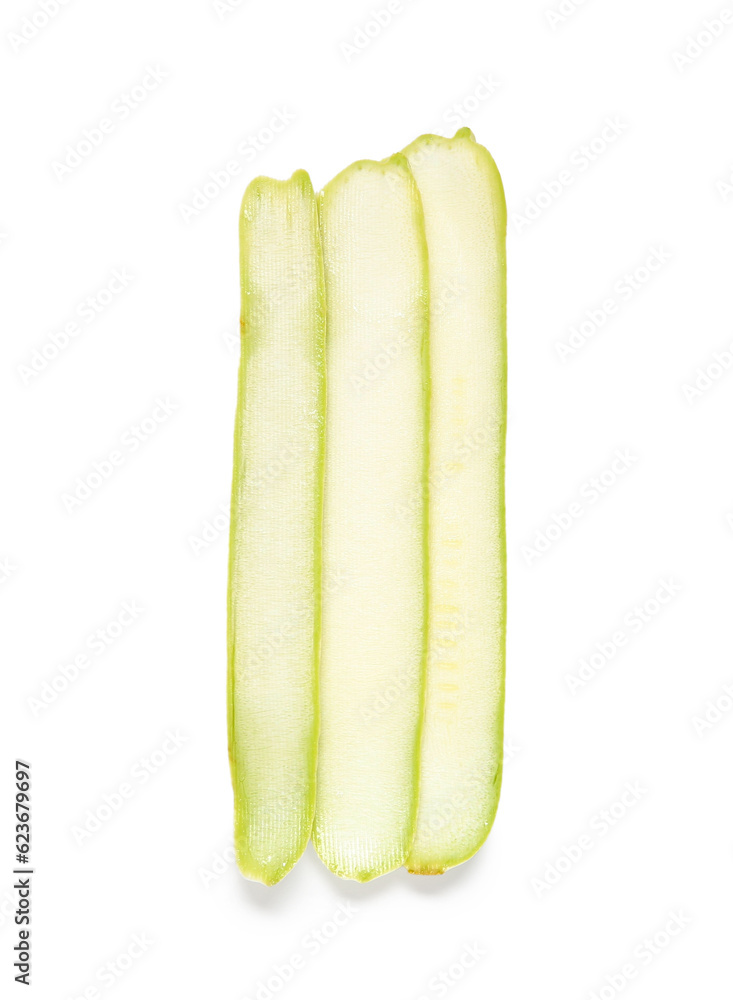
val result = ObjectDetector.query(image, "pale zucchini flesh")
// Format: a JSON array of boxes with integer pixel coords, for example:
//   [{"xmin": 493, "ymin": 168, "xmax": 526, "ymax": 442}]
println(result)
[
  {"xmin": 228, "ymin": 171, "xmax": 325, "ymax": 886},
  {"xmin": 313, "ymin": 156, "xmax": 429, "ymax": 881},
  {"xmin": 402, "ymin": 129, "xmax": 507, "ymax": 874}
]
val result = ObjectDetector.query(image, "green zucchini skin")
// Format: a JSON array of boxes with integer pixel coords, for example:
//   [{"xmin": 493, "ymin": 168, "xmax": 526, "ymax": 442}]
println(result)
[{"xmin": 228, "ymin": 170, "xmax": 325, "ymax": 886}]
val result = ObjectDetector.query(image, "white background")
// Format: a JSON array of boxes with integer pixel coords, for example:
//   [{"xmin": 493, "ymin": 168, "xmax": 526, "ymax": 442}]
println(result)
[{"xmin": 2, "ymin": 0, "xmax": 732, "ymax": 997}]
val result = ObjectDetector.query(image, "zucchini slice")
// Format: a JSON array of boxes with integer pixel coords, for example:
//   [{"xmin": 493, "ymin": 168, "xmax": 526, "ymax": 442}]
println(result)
[
  {"xmin": 313, "ymin": 155, "xmax": 429, "ymax": 881},
  {"xmin": 228, "ymin": 171, "xmax": 325, "ymax": 885},
  {"xmin": 402, "ymin": 129, "xmax": 507, "ymax": 874}
]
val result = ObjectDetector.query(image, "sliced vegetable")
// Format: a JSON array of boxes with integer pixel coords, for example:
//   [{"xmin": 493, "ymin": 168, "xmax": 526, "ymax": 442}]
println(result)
[
  {"xmin": 313, "ymin": 155, "xmax": 429, "ymax": 881},
  {"xmin": 402, "ymin": 129, "xmax": 507, "ymax": 874},
  {"xmin": 228, "ymin": 170, "xmax": 325, "ymax": 886}
]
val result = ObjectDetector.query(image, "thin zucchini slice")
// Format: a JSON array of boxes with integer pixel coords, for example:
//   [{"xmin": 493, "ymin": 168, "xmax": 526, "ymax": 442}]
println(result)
[
  {"xmin": 313, "ymin": 155, "xmax": 429, "ymax": 881},
  {"xmin": 402, "ymin": 129, "xmax": 507, "ymax": 874},
  {"xmin": 228, "ymin": 170, "xmax": 325, "ymax": 885}
]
